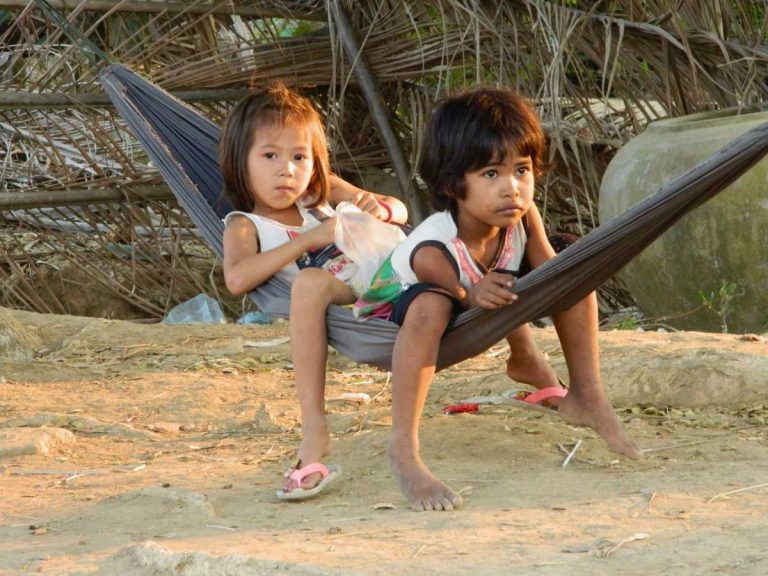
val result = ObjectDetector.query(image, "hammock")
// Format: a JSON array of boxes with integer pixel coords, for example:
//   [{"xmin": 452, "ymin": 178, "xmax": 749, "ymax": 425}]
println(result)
[{"xmin": 101, "ymin": 64, "xmax": 768, "ymax": 371}]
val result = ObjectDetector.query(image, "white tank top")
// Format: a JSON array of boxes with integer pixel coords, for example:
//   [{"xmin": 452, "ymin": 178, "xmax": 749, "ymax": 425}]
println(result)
[
  {"xmin": 390, "ymin": 210, "xmax": 527, "ymax": 289},
  {"xmin": 223, "ymin": 202, "xmax": 356, "ymax": 285}
]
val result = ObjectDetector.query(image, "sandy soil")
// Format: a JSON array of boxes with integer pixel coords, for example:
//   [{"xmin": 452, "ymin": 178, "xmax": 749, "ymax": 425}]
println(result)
[{"xmin": 1, "ymin": 308, "xmax": 767, "ymax": 575}]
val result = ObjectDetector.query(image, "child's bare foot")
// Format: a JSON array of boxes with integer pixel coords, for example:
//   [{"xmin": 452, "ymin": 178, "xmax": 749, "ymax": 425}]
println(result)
[
  {"xmin": 387, "ymin": 439, "xmax": 463, "ymax": 511},
  {"xmin": 282, "ymin": 423, "xmax": 331, "ymax": 492},
  {"xmin": 558, "ymin": 390, "xmax": 643, "ymax": 459},
  {"xmin": 506, "ymin": 353, "xmax": 564, "ymax": 407}
]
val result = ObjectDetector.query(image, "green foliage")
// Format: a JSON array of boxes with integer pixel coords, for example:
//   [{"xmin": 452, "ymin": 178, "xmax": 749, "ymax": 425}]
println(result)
[
  {"xmin": 615, "ymin": 317, "xmax": 638, "ymax": 330},
  {"xmin": 698, "ymin": 281, "xmax": 740, "ymax": 333},
  {"xmin": 738, "ymin": 0, "xmax": 766, "ymax": 31},
  {"xmin": 252, "ymin": 18, "xmax": 323, "ymax": 40},
  {"xmin": 291, "ymin": 20, "xmax": 323, "ymax": 37}
]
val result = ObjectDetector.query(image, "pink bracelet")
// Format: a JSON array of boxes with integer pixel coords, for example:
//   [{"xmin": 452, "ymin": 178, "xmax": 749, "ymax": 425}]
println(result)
[{"xmin": 377, "ymin": 200, "xmax": 393, "ymax": 223}]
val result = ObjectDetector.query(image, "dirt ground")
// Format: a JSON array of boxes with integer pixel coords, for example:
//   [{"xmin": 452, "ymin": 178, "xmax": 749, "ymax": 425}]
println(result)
[{"xmin": 1, "ymin": 308, "xmax": 767, "ymax": 575}]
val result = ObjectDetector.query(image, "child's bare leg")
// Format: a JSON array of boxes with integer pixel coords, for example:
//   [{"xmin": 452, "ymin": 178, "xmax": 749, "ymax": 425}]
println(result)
[
  {"xmin": 505, "ymin": 323, "xmax": 562, "ymax": 400},
  {"xmin": 388, "ymin": 292, "xmax": 463, "ymax": 511},
  {"xmin": 553, "ymin": 292, "xmax": 642, "ymax": 459},
  {"xmin": 286, "ymin": 268, "xmax": 355, "ymax": 490}
]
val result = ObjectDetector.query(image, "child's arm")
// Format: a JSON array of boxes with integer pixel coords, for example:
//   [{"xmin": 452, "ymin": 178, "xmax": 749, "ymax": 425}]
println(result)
[
  {"xmin": 329, "ymin": 174, "xmax": 408, "ymax": 224},
  {"xmin": 522, "ymin": 204, "xmax": 557, "ymax": 269},
  {"xmin": 222, "ymin": 215, "xmax": 336, "ymax": 296},
  {"xmin": 411, "ymin": 246, "xmax": 517, "ymax": 309}
]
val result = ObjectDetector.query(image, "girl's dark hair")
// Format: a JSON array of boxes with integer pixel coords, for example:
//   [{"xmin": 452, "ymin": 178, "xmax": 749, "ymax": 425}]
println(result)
[
  {"xmin": 219, "ymin": 83, "xmax": 330, "ymax": 212},
  {"xmin": 419, "ymin": 87, "xmax": 550, "ymax": 212}
]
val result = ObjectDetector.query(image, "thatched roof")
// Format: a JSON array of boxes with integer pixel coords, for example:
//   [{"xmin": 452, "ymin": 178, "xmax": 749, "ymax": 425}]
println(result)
[{"xmin": 1, "ymin": 0, "xmax": 766, "ymax": 319}]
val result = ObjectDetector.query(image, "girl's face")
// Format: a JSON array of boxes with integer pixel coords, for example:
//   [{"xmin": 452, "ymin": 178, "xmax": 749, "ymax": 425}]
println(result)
[
  {"xmin": 246, "ymin": 122, "xmax": 314, "ymax": 215},
  {"xmin": 457, "ymin": 144, "xmax": 535, "ymax": 234}
]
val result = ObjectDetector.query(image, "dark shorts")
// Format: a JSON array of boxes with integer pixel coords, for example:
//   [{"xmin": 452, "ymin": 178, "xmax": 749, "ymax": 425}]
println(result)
[{"xmin": 390, "ymin": 282, "xmax": 465, "ymax": 327}]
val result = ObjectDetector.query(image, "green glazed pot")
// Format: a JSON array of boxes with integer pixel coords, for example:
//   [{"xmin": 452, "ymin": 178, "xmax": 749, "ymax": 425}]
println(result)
[{"xmin": 599, "ymin": 105, "xmax": 768, "ymax": 333}]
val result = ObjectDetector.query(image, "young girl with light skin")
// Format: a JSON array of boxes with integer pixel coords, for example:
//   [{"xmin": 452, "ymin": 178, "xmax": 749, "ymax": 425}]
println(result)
[
  {"xmin": 219, "ymin": 84, "xmax": 407, "ymax": 499},
  {"xmin": 370, "ymin": 88, "xmax": 641, "ymax": 511}
]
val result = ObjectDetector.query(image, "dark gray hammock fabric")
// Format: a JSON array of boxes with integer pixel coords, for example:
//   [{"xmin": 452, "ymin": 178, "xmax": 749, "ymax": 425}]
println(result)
[{"xmin": 101, "ymin": 64, "xmax": 768, "ymax": 371}]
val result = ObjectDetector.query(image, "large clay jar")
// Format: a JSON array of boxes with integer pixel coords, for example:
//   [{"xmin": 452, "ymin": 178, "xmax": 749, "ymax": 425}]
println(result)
[{"xmin": 599, "ymin": 105, "xmax": 768, "ymax": 333}]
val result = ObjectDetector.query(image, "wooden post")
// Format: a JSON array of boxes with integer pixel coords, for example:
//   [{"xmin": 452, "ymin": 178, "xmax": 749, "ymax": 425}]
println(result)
[
  {"xmin": 0, "ymin": 186, "xmax": 174, "ymax": 210},
  {"xmin": 2, "ymin": 0, "xmax": 326, "ymax": 20},
  {"xmin": 0, "ymin": 88, "xmax": 249, "ymax": 109},
  {"xmin": 329, "ymin": 0, "xmax": 425, "ymax": 222}
]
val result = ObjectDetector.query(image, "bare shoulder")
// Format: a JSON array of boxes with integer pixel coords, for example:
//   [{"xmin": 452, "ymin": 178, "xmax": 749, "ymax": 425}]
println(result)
[
  {"xmin": 523, "ymin": 205, "xmax": 556, "ymax": 268},
  {"xmin": 223, "ymin": 214, "xmax": 259, "ymax": 261},
  {"xmin": 412, "ymin": 244, "xmax": 458, "ymax": 284},
  {"xmin": 224, "ymin": 213, "xmax": 257, "ymax": 236},
  {"xmin": 524, "ymin": 204, "xmax": 546, "ymax": 234}
]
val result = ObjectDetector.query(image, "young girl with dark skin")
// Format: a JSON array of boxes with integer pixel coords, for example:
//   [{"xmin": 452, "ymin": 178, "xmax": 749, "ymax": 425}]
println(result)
[
  {"xmin": 363, "ymin": 88, "xmax": 641, "ymax": 511},
  {"xmin": 219, "ymin": 84, "xmax": 407, "ymax": 499}
]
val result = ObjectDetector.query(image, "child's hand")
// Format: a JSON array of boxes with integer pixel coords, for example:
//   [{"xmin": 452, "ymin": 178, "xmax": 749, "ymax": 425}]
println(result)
[
  {"xmin": 303, "ymin": 217, "xmax": 337, "ymax": 249},
  {"xmin": 467, "ymin": 271, "xmax": 518, "ymax": 309},
  {"xmin": 351, "ymin": 191, "xmax": 389, "ymax": 221}
]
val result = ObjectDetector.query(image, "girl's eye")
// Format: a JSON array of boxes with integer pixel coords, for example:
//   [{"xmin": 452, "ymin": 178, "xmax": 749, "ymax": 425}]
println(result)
[
  {"xmin": 483, "ymin": 169, "xmax": 498, "ymax": 178},
  {"xmin": 517, "ymin": 166, "xmax": 531, "ymax": 176},
  {"xmin": 264, "ymin": 152, "xmax": 277, "ymax": 159},
  {"xmin": 294, "ymin": 153, "xmax": 308, "ymax": 161}
]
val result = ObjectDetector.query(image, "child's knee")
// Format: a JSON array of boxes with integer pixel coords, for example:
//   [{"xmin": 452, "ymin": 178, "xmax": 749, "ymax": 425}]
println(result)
[
  {"xmin": 403, "ymin": 292, "xmax": 453, "ymax": 331},
  {"xmin": 291, "ymin": 268, "xmax": 354, "ymax": 309},
  {"xmin": 291, "ymin": 268, "xmax": 331, "ymax": 295}
]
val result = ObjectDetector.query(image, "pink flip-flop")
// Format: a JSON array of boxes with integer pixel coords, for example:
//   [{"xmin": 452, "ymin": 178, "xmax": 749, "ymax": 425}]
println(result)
[
  {"xmin": 501, "ymin": 386, "xmax": 568, "ymax": 414},
  {"xmin": 276, "ymin": 462, "xmax": 341, "ymax": 501}
]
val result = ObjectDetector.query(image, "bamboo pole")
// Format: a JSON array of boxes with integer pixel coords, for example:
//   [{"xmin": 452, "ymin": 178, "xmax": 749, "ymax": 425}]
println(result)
[
  {"xmin": 329, "ymin": 0, "xmax": 425, "ymax": 222},
  {"xmin": 0, "ymin": 88, "xmax": 249, "ymax": 109},
  {"xmin": 0, "ymin": 186, "xmax": 174, "ymax": 209},
  {"xmin": 1, "ymin": 0, "xmax": 326, "ymax": 20}
]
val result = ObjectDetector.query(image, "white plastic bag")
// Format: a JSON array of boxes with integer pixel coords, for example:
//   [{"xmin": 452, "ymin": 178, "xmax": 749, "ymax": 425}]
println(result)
[
  {"xmin": 163, "ymin": 293, "xmax": 226, "ymax": 324},
  {"xmin": 334, "ymin": 201, "xmax": 406, "ymax": 296}
]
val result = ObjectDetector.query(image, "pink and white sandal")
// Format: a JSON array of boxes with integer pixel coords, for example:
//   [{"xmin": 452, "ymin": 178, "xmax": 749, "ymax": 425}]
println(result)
[
  {"xmin": 276, "ymin": 462, "xmax": 341, "ymax": 501},
  {"xmin": 501, "ymin": 386, "xmax": 568, "ymax": 413}
]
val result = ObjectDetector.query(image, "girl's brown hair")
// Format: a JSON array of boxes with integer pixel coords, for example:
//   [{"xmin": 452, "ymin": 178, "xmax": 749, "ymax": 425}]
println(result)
[
  {"xmin": 419, "ymin": 87, "xmax": 551, "ymax": 212},
  {"xmin": 219, "ymin": 83, "xmax": 330, "ymax": 212}
]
